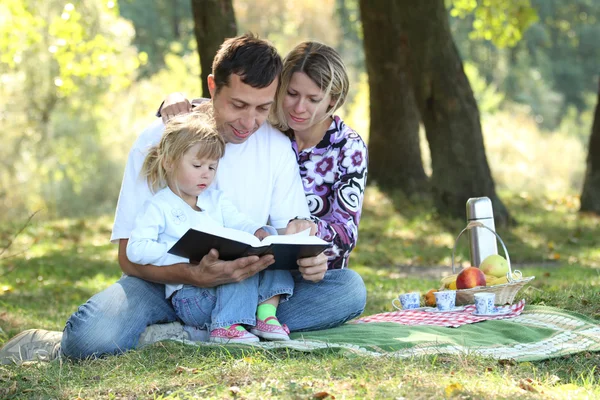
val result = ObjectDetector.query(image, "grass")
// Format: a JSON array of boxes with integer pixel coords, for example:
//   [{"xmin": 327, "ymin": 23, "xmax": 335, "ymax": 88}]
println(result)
[{"xmin": 1, "ymin": 188, "xmax": 599, "ymax": 399}]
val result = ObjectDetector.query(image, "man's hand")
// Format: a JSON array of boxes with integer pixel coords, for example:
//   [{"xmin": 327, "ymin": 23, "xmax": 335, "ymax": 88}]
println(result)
[
  {"xmin": 118, "ymin": 239, "xmax": 273, "ymax": 287},
  {"xmin": 161, "ymin": 92, "xmax": 192, "ymax": 124},
  {"xmin": 188, "ymin": 249, "xmax": 274, "ymax": 287},
  {"xmin": 285, "ymin": 219, "xmax": 317, "ymax": 236},
  {"xmin": 297, "ymin": 251, "xmax": 328, "ymax": 282}
]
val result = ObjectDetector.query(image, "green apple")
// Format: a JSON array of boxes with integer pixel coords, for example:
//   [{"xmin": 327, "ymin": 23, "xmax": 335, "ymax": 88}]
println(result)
[{"xmin": 479, "ymin": 254, "xmax": 509, "ymax": 278}]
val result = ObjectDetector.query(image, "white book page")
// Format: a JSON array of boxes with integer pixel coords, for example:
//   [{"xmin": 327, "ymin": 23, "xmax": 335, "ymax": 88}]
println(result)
[
  {"xmin": 200, "ymin": 224, "xmax": 261, "ymax": 247},
  {"xmin": 261, "ymin": 228, "xmax": 328, "ymax": 246}
]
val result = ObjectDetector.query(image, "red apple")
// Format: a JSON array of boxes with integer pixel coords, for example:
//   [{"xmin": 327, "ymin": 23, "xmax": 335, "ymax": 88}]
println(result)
[{"xmin": 455, "ymin": 266, "xmax": 487, "ymax": 289}]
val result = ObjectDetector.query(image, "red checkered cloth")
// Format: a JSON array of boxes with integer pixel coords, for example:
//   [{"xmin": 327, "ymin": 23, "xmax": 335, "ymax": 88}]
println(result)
[{"xmin": 352, "ymin": 299, "xmax": 526, "ymax": 328}]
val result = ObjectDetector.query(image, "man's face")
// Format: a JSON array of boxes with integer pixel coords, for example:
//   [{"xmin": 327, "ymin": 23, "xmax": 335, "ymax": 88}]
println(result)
[{"xmin": 209, "ymin": 74, "xmax": 278, "ymax": 144}]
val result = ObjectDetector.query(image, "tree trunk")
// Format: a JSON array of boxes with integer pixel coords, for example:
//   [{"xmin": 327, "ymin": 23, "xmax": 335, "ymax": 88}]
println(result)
[
  {"xmin": 580, "ymin": 79, "xmax": 600, "ymax": 214},
  {"xmin": 359, "ymin": 0, "xmax": 429, "ymax": 195},
  {"xmin": 190, "ymin": 0, "xmax": 237, "ymax": 98},
  {"xmin": 396, "ymin": 0, "xmax": 510, "ymax": 225}
]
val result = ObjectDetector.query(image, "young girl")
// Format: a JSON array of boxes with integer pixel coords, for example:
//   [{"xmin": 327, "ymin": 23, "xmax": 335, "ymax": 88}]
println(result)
[{"xmin": 126, "ymin": 110, "xmax": 292, "ymax": 343}]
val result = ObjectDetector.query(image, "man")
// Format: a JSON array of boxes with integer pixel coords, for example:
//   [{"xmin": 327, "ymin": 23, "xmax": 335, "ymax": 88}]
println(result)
[{"xmin": 0, "ymin": 34, "xmax": 366, "ymax": 364}]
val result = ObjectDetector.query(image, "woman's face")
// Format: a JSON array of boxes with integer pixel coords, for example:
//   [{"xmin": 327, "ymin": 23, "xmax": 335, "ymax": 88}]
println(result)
[{"xmin": 282, "ymin": 72, "xmax": 334, "ymax": 133}]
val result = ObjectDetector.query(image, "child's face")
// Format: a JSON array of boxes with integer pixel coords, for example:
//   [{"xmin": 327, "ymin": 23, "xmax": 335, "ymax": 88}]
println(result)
[{"xmin": 171, "ymin": 143, "xmax": 218, "ymax": 207}]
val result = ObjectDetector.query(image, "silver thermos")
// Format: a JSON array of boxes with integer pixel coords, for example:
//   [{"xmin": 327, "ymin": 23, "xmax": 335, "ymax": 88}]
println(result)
[{"xmin": 466, "ymin": 197, "xmax": 498, "ymax": 267}]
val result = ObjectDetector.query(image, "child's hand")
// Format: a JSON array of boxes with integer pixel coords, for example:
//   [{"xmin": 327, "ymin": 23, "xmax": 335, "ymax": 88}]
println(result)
[
  {"xmin": 160, "ymin": 92, "xmax": 192, "ymax": 123},
  {"xmin": 254, "ymin": 228, "xmax": 271, "ymax": 240}
]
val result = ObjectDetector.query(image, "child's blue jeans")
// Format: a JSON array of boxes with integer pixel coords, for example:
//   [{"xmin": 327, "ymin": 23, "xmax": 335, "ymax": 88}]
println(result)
[{"xmin": 170, "ymin": 270, "xmax": 293, "ymax": 330}]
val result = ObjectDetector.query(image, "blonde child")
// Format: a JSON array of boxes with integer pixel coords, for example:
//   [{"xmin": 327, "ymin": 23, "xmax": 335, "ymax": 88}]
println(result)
[{"xmin": 126, "ymin": 111, "xmax": 292, "ymax": 343}]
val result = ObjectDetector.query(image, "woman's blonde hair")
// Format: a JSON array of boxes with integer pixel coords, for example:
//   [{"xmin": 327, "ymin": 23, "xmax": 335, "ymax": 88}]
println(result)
[
  {"xmin": 271, "ymin": 41, "xmax": 349, "ymax": 132},
  {"xmin": 142, "ymin": 107, "xmax": 225, "ymax": 193}
]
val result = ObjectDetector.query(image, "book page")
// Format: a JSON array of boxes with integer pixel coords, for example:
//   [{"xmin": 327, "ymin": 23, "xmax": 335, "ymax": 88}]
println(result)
[
  {"xmin": 261, "ymin": 228, "xmax": 328, "ymax": 246},
  {"xmin": 199, "ymin": 224, "xmax": 261, "ymax": 247}
]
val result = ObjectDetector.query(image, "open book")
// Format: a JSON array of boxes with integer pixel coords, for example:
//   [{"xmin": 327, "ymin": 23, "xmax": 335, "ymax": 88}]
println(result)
[{"xmin": 168, "ymin": 225, "xmax": 331, "ymax": 270}]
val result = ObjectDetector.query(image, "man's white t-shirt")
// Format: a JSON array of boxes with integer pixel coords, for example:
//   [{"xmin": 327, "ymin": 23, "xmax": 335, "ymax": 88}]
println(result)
[{"xmin": 111, "ymin": 118, "xmax": 310, "ymax": 244}]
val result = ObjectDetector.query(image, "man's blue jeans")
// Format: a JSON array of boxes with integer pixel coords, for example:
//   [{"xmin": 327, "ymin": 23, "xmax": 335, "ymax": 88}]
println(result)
[
  {"xmin": 172, "ymin": 270, "xmax": 293, "ymax": 330},
  {"xmin": 61, "ymin": 269, "xmax": 367, "ymax": 359}
]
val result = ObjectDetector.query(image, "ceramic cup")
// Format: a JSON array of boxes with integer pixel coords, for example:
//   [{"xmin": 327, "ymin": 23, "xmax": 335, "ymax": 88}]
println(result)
[
  {"xmin": 434, "ymin": 290, "xmax": 456, "ymax": 311},
  {"xmin": 474, "ymin": 292, "xmax": 496, "ymax": 314},
  {"xmin": 392, "ymin": 292, "xmax": 421, "ymax": 310}
]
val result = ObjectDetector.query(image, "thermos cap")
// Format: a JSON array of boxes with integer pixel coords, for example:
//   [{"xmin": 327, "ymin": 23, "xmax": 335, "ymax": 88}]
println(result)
[{"xmin": 466, "ymin": 197, "xmax": 494, "ymax": 220}]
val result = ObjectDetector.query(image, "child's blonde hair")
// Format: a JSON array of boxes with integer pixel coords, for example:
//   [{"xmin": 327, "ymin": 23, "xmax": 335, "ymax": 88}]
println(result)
[{"xmin": 143, "ymin": 108, "xmax": 225, "ymax": 193}]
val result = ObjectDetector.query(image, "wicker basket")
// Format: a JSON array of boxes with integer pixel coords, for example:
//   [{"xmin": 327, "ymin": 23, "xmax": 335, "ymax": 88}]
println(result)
[{"xmin": 442, "ymin": 221, "xmax": 535, "ymax": 305}]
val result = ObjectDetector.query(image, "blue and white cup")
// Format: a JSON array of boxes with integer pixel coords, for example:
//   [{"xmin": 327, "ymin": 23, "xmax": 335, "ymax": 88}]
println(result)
[
  {"xmin": 434, "ymin": 290, "xmax": 456, "ymax": 311},
  {"xmin": 392, "ymin": 292, "xmax": 421, "ymax": 310},
  {"xmin": 474, "ymin": 292, "xmax": 496, "ymax": 314}
]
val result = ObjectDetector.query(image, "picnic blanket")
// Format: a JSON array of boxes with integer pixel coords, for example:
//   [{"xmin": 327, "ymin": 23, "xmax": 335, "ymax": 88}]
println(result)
[
  {"xmin": 181, "ymin": 304, "xmax": 600, "ymax": 362},
  {"xmin": 354, "ymin": 300, "xmax": 526, "ymax": 327}
]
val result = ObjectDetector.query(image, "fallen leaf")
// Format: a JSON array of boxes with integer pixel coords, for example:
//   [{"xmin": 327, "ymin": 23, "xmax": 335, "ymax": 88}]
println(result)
[
  {"xmin": 175, "ymin": 366, "xmax": 199, "ymax": 374},
  {"xmin": 314, "ymin": 391, "xmax": 334, "ymax": 399},
  {"xmin": 518, "ymin": 378, "xmax": 539, "ymax": 393},
  {"xmin": 444, "ymin": 383, "xmax": 463, "ymax": 397}
]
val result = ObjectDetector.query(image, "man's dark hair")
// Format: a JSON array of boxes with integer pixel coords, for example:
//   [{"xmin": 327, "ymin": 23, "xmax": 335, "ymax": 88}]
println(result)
[{"xmin": 212, "ymin": 33, "xmax": 282, "ymax": 93}]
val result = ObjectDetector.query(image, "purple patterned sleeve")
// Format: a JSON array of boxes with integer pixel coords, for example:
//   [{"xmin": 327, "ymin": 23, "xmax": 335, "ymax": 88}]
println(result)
[{"xmin": 314, "ymin": 135, "xmax": 368, "ymax": 269}]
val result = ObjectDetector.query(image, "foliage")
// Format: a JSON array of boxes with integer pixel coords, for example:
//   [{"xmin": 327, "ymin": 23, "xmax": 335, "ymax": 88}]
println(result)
[
  {"xmin": 530, "ymin": 0, "xmax": 600, "ymax": 112},
  {"xmin": 0, "ymin": 0, "xmax": 143, "ymax": 219},
  {"xmin": 463, "ymin": 62, "xmax": 505, "ymax": 115},
  {"xmin": 451, "ymin": 0, "xmax": 600, "ymax": 128},
  {"xmin": 450, "ymin": 0, "xmax": 539, "ymax": 48},
  {"xmin": 119, "ymin": 0, "xmax": 194, "ymax": 77},
  {"xmin": 1, "ymin": 195, "xmax": 599, "ymax": 398}
]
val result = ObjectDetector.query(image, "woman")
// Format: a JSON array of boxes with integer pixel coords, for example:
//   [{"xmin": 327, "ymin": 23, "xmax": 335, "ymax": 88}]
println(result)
[
  {"xmin": 160, "ymin": 41, "xmax": 368, "ymax": 269},
  {"xmin": 271, "ymin": 41, "xmax": 368, "ymax": 269}
]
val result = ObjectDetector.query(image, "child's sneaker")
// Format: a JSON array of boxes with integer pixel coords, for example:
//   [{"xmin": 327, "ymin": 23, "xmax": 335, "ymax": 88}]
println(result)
[
  {"xmin": 209, "ymin": 324, "xmax": 259, "ymax": 344},
  {"xmin": 250, "ymin": 316, "xmax": 290, "ymax": 341}
]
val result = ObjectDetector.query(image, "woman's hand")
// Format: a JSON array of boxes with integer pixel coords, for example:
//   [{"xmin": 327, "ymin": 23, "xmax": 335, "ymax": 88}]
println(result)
[
  {"xmin": 254, "ymin": 228, "xmax": 271, "ymax": 240},
  {"xmin": 285, "ymin": 219, "xmax": 317, "ymax": 236},
  {"xmin": 297, "ymin": 251, "xmax": 328, "ymax": 282},
  {"xmin": 160, "ymin": 92, "xmax": 192, "ymax": 124}
]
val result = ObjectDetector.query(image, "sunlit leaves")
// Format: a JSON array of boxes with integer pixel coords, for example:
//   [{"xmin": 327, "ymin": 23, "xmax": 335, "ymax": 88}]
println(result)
[
  {"xmin": 47, "ymin": 2, "xmax": 138, "ymax": 95},
  {"xmin": 0, "ymin": 0, "xmax": 44, "ymax": 67},
  {"xmin": 0, "ymin": 1, "xmax": 142, "ymax": 219},
  {"xmin": 450, "ymin": 0, "xmax": 539, "ymax": 48}
]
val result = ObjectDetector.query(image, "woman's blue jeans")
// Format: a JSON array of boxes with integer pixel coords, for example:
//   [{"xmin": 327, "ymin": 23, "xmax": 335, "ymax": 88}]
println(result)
[
  {"xmin": 172, "ymin": 270, "xmax": 293, "ymax": 330},
  {"xmin": 60, "ymin": 269, "xmax": 367, "ymax": 359}
]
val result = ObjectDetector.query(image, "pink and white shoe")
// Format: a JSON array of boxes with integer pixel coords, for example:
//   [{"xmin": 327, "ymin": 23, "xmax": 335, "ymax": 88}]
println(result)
[
  {"xmin": 209, "ymin": 324, "xmax": 259, "ymax": 344},
  {"xmin": 250, "ymin": 316, "xmax": 291, "ymax": 341}
]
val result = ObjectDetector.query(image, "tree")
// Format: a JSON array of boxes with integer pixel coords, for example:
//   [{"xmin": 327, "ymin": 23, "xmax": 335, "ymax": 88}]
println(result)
[
  {"xmin": 579, "ymin": 80, "xmax": 600, "ymax": 214},
  {"xmin": 397, "ymin": 0, "xmax": 510, "ymax": 224},
  {"xmin": 190, "ymin": 0, "xmax": 237, "ymax": 97},
  {"xmin": 359, "ymin": 1, "xmax": 428, "ymax": 194}
]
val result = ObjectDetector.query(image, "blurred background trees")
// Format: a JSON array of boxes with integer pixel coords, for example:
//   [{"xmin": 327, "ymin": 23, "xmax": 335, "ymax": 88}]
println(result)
[{"xmin": 1, "ymin": 0, "xmax": 598, "ymax": 221}]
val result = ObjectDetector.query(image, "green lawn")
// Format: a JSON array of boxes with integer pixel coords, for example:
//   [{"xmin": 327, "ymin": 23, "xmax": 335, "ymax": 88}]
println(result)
[{"xmin": 1, "ymin": 188, "xmax": 599, "ymax": 399}]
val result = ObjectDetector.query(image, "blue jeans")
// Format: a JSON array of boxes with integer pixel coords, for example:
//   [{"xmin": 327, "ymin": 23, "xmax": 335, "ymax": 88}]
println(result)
[
  {"xmin": 172, "ymin": 270, "xmax": 293, "ymax": 330},
  {"xmin": 61, "ymin": 269, "xmax": 366, "ymax": 359}
]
